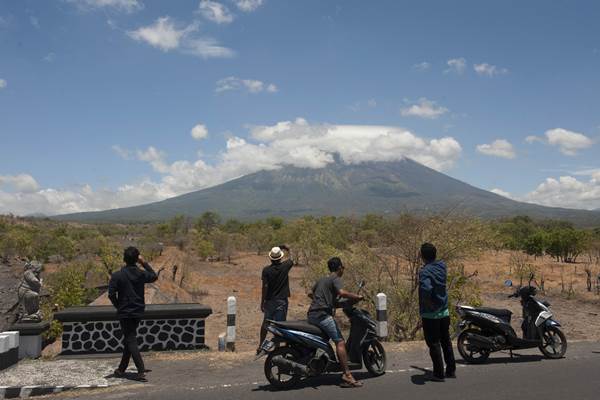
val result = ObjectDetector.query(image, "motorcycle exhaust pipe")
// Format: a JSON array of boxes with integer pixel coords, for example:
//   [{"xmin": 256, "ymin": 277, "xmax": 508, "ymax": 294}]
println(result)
[
  {"xmin": 271, "ymin": 355, "xmax": 308, "ymax": 376},
  {"xmin": 465, "ymin": 333, "xmax": 495, "ymax": 350}
]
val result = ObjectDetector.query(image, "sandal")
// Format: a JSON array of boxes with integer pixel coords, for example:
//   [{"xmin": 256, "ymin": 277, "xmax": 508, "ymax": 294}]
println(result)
[{"xmin": 340, "ymin": 375, "xmax": 363, "ymax": 388}]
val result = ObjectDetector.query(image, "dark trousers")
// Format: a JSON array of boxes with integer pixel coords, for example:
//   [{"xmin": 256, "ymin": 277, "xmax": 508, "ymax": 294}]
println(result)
[
  {"xmin": 422, "ymin": 316, "xmax": 456, "ymax": 378},
  {"xmin": 118, "ymin": 318, "xmax": 145, "ymax": 373}
]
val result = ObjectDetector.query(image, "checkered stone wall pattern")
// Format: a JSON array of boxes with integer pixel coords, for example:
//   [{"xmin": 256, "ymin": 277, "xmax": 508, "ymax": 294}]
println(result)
[{"xmin": 61, "ymin": 318, "xmax": 206, "ymax": 355}]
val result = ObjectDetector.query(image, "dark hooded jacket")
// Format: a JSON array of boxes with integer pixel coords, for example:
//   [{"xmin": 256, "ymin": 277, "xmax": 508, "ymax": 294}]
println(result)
[
  {"xmin": 418, "ymin": 260, "xmax": 449, "ymax": 316},
  {"xmin": 108, "ymin": 263, "xmax": 158, "ymax": 319}
]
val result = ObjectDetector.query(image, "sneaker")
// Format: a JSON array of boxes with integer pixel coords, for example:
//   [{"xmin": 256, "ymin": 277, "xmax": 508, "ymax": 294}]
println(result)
[
  {"xmin": 131, "ymin": 373, "xmax": 148, "ymax": 382},
  {"xmin": 113, "ymin": 369, "xmax": 126, "ymax": 378},
  {"xmin": 425, "ymin": 372, "xmax": 445, "ymax": 382}
]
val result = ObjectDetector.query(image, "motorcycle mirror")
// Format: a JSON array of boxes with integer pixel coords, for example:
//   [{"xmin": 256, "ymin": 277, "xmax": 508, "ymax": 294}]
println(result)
[{"xmin": 504, "ymin": 279, "xmax": 513, "ymax": 287}]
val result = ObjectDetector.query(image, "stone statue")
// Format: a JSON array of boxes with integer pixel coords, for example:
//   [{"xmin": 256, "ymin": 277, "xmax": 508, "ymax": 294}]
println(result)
[{"xmin": 17, "ymin": 261, "xmax": 43, "ymax": 322}]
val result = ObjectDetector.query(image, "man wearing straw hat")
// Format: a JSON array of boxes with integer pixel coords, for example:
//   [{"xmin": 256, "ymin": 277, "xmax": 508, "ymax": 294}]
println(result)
[{"xmin": 258, "ymin": 245, "xmax": 293, "ymax": 354}]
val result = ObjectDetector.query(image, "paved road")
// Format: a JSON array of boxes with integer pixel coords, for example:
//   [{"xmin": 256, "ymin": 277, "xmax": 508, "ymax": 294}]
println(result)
[{"xmin": 52, "ymin": 341, "xmax": 600, "ymax": 400}]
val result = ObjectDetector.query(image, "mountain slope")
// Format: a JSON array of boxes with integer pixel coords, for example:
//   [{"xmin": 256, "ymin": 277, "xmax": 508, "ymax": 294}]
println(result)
[{"xmin": 55, "ymin": 159, "xmax": 600, "ymax": 225}]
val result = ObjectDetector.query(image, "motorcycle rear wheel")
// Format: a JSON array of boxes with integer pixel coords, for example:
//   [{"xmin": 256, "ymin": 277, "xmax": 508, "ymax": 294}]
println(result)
[
  {"xmin": 539, "ymin": 326, "xmax": 567, "ymax": 359},
  {"xmin": 264, "ymin": 346, "xmax": 302, "ymax": 389},
  {"xmin": 362, "ymin": 341, "xmax": 386, "ymax": 376},
  {"xmin": 457, "ymin": 329, "xmax": 491, "ymax": 364}
]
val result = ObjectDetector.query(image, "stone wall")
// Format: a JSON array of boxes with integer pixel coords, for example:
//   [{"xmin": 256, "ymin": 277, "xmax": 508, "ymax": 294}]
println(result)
[{"xmin": 55, "ymin": 304, "xmax": 211, "ymax": 355}]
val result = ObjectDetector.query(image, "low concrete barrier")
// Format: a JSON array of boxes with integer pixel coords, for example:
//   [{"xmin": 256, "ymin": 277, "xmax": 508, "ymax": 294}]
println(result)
[
  {"xmin": 0, "ymin": 331, "xmax": 19, "ymax": 368},
  {"xmin": 54, "ymin": 304, "xmax": 212, "ymax": 355}
]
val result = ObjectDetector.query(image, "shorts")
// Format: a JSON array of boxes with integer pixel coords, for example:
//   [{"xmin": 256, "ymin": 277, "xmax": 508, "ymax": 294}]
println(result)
[
  {"xmin": 264, "ymin": 299, "xmax": 288, "ymax": 322},
  {"xmin": 309, "ymin": 315, "xmax": 344, "ymax": 343}
]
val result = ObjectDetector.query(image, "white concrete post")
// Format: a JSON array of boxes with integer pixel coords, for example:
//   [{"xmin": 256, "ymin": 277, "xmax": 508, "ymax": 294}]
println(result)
[
  {"xmin": 226, "ymin": 296, "xmax": 236, "ymax": 351},
  {"xmin": 375, "ymin": 293, "xmax": 388, "ymax": 338},
  {"xmin": 0, "ymin": 335, "xmax": 9, "ymax": 371}
]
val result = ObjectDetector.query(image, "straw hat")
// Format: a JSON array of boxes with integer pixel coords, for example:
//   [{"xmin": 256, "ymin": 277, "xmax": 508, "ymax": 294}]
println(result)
[{"xmin": 268, "ymin": 246, "xmax": 284, "ymax": 261}]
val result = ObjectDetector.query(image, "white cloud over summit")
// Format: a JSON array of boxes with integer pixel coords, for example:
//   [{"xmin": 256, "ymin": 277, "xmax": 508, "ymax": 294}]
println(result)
[{"xmin": 0, "ymin": 120, "xmax": 462, "ymax": 215}]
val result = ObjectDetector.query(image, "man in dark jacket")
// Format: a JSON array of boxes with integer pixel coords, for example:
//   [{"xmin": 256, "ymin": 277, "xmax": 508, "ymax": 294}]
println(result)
[
  {"xmin": 108, "ymin": 247, "xmax": 157, "ymax": 381},
  {"xmin": 419, "ymin": 242, "xmax": 456, "ymax": 382},
  {"xmin": 258, "ymin": 245, "xmax": 293, "ymax": 353}
]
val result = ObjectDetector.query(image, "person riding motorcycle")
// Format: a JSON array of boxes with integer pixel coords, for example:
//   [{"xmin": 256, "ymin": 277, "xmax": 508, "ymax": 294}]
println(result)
[{"xmin": 307, "ymin": 257, "xmax": 364, "ymax": 388}]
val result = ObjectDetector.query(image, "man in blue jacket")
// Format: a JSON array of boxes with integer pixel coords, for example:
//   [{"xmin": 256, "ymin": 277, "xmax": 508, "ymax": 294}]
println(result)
[
  {"xmin": 108, "ymin": 247, "xmax": 158, "ymax": 382},
  {"xmin": 419, "ymin": 242, "xmax": 456, "ymax": 382}
]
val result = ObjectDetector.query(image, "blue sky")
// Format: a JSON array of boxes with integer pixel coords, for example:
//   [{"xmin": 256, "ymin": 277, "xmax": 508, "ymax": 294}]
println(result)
[{"xmin": 1, "ymin": 0, "xmax": 600, "ymax": 215}]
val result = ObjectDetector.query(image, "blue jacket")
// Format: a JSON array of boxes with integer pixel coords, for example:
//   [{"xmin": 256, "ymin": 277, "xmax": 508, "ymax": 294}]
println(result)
[{"xmin": 418, "ymin": 260, "xmax": 448, "ymax": 316}]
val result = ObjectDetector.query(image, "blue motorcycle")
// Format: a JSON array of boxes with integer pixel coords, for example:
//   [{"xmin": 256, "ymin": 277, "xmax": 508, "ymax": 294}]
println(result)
[{"xmin": 257, "ymin": 283, "xmax": 386, "ymax": 389}]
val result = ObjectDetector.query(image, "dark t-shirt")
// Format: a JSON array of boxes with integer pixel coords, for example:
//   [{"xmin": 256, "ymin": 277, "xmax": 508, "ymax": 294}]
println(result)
[
  {"xmin": 307, "ymin": 275, "xmax": 343, "ymax": 320},
  {"xmin": 262, "ymin": 259, "xmax": 294, "ymax": 301}
]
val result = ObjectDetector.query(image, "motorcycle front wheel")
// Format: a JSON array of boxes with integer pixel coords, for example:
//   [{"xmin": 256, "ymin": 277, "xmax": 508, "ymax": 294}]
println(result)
[
  {"xmin": 457, "ymin": 329, "xmax": 491, "ymax": 364},
  {"xmin": 362, "ymin": 341, "xmax": 386, "ymax": 376},
  {"xmin": 539, "ymin": 326, "xmax": 567, "ymax": 359},
  {"xmin": 264, "ymin": 346, "xmax": 302, "ymax": 389}
]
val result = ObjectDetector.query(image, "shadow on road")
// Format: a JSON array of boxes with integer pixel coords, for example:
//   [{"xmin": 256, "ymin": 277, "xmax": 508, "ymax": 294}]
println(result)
[
  {"xmin": 409, "ymin": 365, "xmax": 436, "ymax": 386},
  {"xmin": 252, "ymin": 371, "xmax": 379, "ymax": 392},
  {"xmin": 456, "ymin": 353, "xmax": 544, "ymax": 365}
]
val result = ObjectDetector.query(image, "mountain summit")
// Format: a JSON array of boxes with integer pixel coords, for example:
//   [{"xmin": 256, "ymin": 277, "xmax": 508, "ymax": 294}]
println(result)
[{"xmin": 56, "ymin": 158, "xmax": 600, "ymax": 225}]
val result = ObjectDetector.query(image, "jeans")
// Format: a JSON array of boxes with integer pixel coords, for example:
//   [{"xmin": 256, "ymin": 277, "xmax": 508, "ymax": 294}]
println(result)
[
  {"xmin": 308, "ymin": 315, "xmax": 344, "ymax": 343},
  {"xmin": 422, "ymin": 316, "xmax": 456, "ymax": 378},
  {"xmin": 118, "ymin": 318, "xmax": 145, "ymax": 373},
  {"xmin": 263, "ymin": 299, "xmax": 288, "ymax": 322}
]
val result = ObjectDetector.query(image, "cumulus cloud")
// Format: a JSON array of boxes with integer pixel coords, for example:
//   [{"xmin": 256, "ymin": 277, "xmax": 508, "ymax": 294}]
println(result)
[
  {"xmin": 400, "ymin": 98, "xmax": 448, "ymax": 119},
  {"xmin": 476, "ymin": 139, "xmax": 516, "ymax": 159},
  {"xmin": 215, "ymin": 76, "xmax": 277, "ymax": 93},
  {"xmin": 525, "ymin": 135, "xmax": 543, "ymax": 144},
  {"xmin": 0, "ymin": 79, "xmax": 6, "ymax": 89},
  {"xmin": 127, "ymin": 17, "xmax": 191, "ymax": 51},
  {"xmin": 65, "ymin": 0, "xmax": 144, "ymax": 13},
  {"xmin": 191, "ymin": 124, "xmax": 208, "ymax": 140},
  {"xmin": 473, "ymin": 63, "xmax": 508, "ymax": 76},
  {"xmin": 233, "ymin": 0, "xmax": 264, "ymax": 12},
  {"xmin": 544, "ymin": 128, "xmax": 593, "ymax": 156},
  {"xmin": 127, "ymin": 17, "xmax": 234, "ymax": 58},
  {"xmin": 490, "ymin": 188, "xmax": 512, "ymax": 199},
  {"xmin": 0, "ymin": 174, "xmax": 40, "ymax": 193},
  {"xmin": 0, "ymin": 120, "xmax": 463, "ymax": 215},
  {"xmin": 198, "ymin": 1, "xmax": 234, "ymax": 24},
  {"xmin": 412, "ymin": 62, "xmax": 430, "ymax": 71},
  {"xmin": 112, "ymin": 145, "xmax": 132, "ymax": 159},
  {"xmin": 523, "ymin": 174, "xmax": 600, "ymax": 210},
  {"xmin": 445, "ymin": 58, "xmax": 466, "ymax": 74}
]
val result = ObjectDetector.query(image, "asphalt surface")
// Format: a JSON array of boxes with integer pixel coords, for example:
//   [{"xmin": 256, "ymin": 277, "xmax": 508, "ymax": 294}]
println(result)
[{"xmin": 48, "ymin": 341, "xmax": 600, "ymax": 400}]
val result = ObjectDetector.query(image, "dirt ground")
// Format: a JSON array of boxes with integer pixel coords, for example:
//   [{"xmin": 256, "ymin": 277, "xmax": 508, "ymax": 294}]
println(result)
[{"xmin": 76, "ymin": 247, "xmax": 600, "ymax": 353}]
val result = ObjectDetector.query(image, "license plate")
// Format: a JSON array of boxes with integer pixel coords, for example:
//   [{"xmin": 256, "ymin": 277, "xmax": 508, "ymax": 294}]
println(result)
[{"xmin": 260, "ymin": 339, "xmax": 275, "ymax": 352}]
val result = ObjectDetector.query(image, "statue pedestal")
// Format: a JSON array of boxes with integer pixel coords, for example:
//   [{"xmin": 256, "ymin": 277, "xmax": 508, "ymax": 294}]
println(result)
[{"xmin": 10, "ymin": 321, "xmax": 50, "ymax": 359}]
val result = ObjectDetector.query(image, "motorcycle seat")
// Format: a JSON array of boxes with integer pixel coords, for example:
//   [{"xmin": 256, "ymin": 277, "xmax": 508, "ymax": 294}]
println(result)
[
  {"xmin": 271, "ymin": 320, "xmax": 326, "ymax": 337},
  {"xmin": 470, "ymin": 307, "xmax": 512, "ymax": 321}
]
